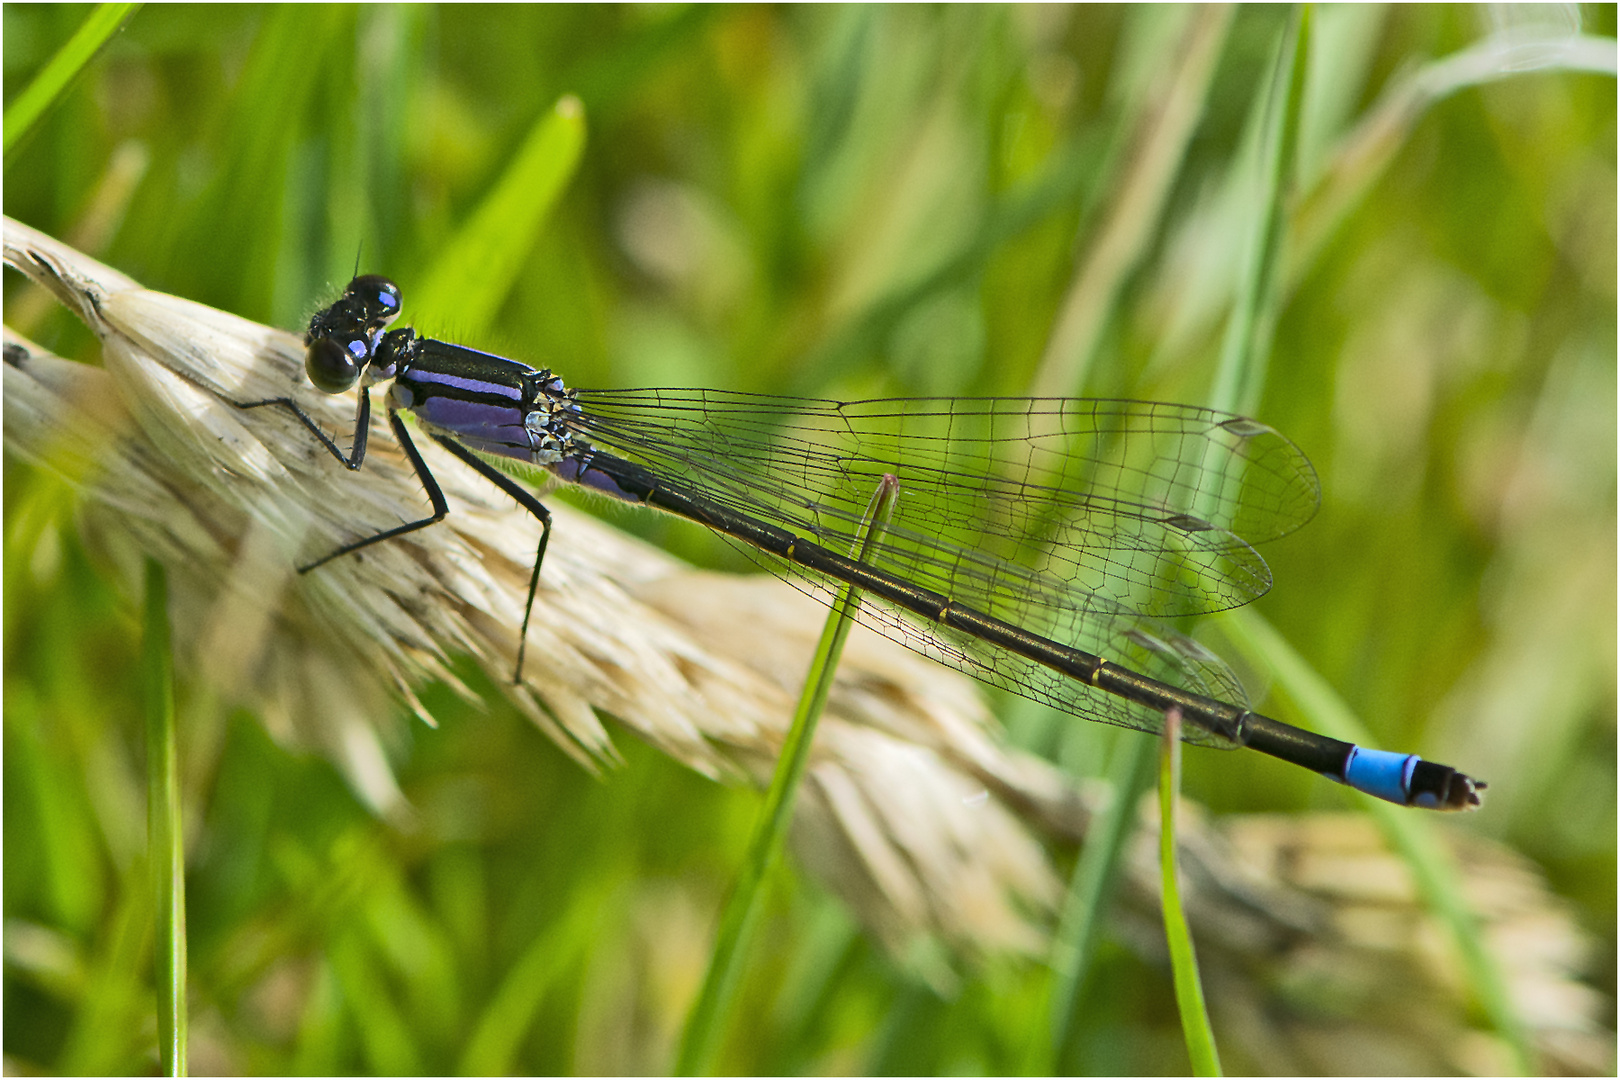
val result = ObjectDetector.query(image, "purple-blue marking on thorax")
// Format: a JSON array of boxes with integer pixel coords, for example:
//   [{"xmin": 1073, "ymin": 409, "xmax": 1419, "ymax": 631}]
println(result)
[
  {"xmin": 416, "ymin": 393, "xmax": 535, "ymax": 459},
  {"xmin": 394, "ymin": 365, "xmax": 538, "ymax": 460},
  {"xmin": 408, "ymin": 366, "xmax": 523, "ymax": 400}
]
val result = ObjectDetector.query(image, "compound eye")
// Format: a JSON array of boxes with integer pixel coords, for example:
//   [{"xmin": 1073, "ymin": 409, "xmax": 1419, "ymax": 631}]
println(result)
[
  {"xmin": 306, "ymin": 334, "xmax": 365, "ymax": 393},
  {"xmin": 350, "ymin": 274, "xmax": 402, "ymax": 323}
]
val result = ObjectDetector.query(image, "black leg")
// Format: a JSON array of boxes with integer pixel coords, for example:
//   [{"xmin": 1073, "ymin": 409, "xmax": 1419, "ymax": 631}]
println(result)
[
  {"xmin": 298, "ymin": 409, "xmax": 450, "ymax": 572},
  {"xmin": 431, "ymin": 435, "xmax": 553, "ymax": 684},
  {"xmin": 237, "ymin": 387, "xmax": 371, "ymax": 470},
  {"xmin": 245, "ymin": 383, "xmax": 551, "ymax": 683}
]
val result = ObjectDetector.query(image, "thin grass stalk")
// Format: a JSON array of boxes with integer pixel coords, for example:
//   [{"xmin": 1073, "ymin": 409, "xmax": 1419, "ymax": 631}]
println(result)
[
  {"xmin": 1208, "ymin": 4, "xmax": 1310, "ymax": 418},
  {"xmin": 2, "ymin": 3, "xmax": 142, "ymax": 158},
  {"xmin": 676, "ymin": 475, "xmax": 901, "ymax": 1075},
  {"xmin": 1153, "ymin": 15, "xmax": 1302, "ymax": 1071},
  {"xmin": 1218, "ymin": 608, "xmax": 1535, "ymax": 1074},
  {"xmin": 1158, "ymin": 709, "xmax": 1221, "ymax": 1077},
  {"xmin": 142, "ymin": 557, "xmax": 187, "ymax": 1076},
  {"xmin": 1028, "ymin": 4, "xmax": 1234, "ymax": 400}
]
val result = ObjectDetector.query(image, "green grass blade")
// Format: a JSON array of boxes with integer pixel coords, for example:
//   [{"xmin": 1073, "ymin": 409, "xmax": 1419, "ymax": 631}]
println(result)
[
  {"xmin": 1029, "ymin": 4, "xmax": 1234, "ymax": 399},
  {"xmin": 1035, "ymin": 732, "xmax": 1155, "ymax": 1074},
  {"xmin": 1161, "ymin": 32, "xmax": 1290, "ymax": 1067},
  {"xmin": 1218, "ymin": 607, "xmax": 1536, "ymax": 1074},
  {"xmin": 1159, "ymin": 709, "xmax": 1221, "ymax": 1077},
  {"xmin": 676, "ymin": 476, "xmax": 901, "ymax": 1076},
  {"xmin": 1208, "ymin": 4, "xmax": 1310, "ymax": 417},
  {"xmin": 1136, "ymin": 14, "xmax": 1307, "ymax": 1075},
  {"xmin": 329, "ymin": 933, "xmax": 423, "ymax": 1074},
  {"xmin": 2, "ymin": 3, "xmax": 141, "ymax": 158},
  {"xmin": 457, "ymin": 879, "xmax": 613, "ymax": 1076},
  {"xmin": 142, "ymin": 558, "xmax": 186, "ymax": 1077},
  {"xmin": 412, "ymin": 94, "xmax": 588, "ymax": 335}
]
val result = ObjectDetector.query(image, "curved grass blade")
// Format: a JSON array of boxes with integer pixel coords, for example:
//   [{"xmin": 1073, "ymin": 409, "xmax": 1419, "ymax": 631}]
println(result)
[
  {"xmin": 3, "ymin": 3, "xmax": 141, "ymax": 158},
  {"xmin": 1162, "ymin": 21, "xmax": 1307, "ymax": 1073},
  {"xmin": 412, "ymin": 94, "xmax": 588, "ymax": 337},
  {"xmin": 1287, "ymin": 25, "xmax": 1617, "ymax": 295}
]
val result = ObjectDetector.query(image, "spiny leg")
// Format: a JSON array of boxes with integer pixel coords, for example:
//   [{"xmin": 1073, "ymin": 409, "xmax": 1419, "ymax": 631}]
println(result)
[
  {"xmin": 431, "ymin": 435, "xmax": 554, "ymax": 684},
  {"xmin": 300, "ymin": 409, "xmax": 449, "ymax": 571},
  {"xmin": 237, "ymin": 385, "xmax": 372, "ymax": 470}
]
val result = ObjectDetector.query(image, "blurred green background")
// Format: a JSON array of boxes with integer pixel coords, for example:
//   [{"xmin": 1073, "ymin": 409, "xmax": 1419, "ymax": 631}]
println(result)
[{"xmin": 4, "ymin": 4, "xmax": 1614, "ymax": 1074}]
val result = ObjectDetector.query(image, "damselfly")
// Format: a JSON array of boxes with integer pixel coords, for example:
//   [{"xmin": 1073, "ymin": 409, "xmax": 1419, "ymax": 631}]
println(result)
[{"xmin": 240, "ymin": 275, "xmax": 1484, "ymax": 811}]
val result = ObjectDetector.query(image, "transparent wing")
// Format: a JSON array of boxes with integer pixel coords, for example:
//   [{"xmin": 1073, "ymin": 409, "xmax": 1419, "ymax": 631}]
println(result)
[
  {"xmin": 570, "ymin": 391, "xmax": 1318, "ymax": 615},
  {"xmin": 567, "ymin": 390, "xmax": 1319, "ymax": 741}
]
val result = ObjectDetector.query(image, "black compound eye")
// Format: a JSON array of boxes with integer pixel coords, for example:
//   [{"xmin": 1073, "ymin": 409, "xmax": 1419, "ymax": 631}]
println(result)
[
  {"xmin": 349, "ymin": 274, "xmax": 402, "ymax": 323},
  {"xmin": 306, "ymin": 334, "xmax": 366, "ymax": 393}
]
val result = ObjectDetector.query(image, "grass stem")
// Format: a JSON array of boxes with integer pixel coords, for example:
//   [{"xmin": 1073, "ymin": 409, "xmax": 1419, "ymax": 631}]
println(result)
[
  {"xmin": 143, "ymin": 558, "xmax": 187, "ymax": 1077},
  {"xmin": 1159, "ymin": 709, "xmax": 1221, "ymax": 1077}
]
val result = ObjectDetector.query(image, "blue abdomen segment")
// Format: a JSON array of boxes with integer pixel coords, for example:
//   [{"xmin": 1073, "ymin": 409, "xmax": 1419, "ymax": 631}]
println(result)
[
  {"xmin": 1335, "ymin": 746, "xmax": 1485, "ymax": 810},
  {"xmin": 1337, "ymin": 746, "xmax": 1420, "ymax": 806},
  {"xmin": 1243, "ymin": 710, "xmax": 1480, "ymax": 810}
]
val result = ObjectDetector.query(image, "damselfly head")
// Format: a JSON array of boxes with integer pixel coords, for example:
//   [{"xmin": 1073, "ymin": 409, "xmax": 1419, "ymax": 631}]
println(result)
[{"xmin": 303, "ymin": 275, "xmax": 405, "ymax": 393}]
